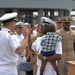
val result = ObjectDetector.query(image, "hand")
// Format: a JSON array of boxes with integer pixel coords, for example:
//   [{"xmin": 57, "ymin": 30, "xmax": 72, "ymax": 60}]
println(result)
[
  {"xmin": 22, "ymin": 28, "xmax": 31, "ymax": 37},
  {"xmin": 38, "ymin": 54, "xmax": 43, "ymax": 60},
  {"xmin": 26, "ymin": 47, "xmax": 35, "ymax": 64},
  {"xmin": 22, "ymin": 26, "xmax": 27, "ymax": 36},
  {"xmin": 27, "ymin": 28, "xmax": 32, "ymax": 35}
]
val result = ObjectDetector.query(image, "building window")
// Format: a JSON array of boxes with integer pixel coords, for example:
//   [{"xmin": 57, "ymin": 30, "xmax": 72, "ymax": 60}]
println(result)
[
  {"xmin": 71, "ymin": 11, "xmax": 75, "ymax": 20},
  {"xmin": 54, "ymin": 11, "xmax": 59, "ymax": 16}
]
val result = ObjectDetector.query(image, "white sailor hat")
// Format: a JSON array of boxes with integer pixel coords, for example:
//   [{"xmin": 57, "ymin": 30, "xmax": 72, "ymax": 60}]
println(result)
[
  {"xmin": 41, "ymin": 17, "xmax": 56, "ymax": 26},
  {"xmin": 34, "ymin": 24, "xmax": 38, "ymax": 27},
  {"xmin": 70, "ymin": 25, "xmax": 75, "ymax": 28},
  {"xmin": 24, "ymin": 22, "xmax": 30, "ymax": 26},
  {"xmin": 16, "ymin": 22, "xmax": 23, "ymax": 27},
  {"xmin": 0, "ymin": 12, "xmax": 18, "ymax": 22}
]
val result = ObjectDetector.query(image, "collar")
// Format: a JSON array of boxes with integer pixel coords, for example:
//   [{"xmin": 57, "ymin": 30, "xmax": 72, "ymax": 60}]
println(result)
[
  {"xmin": 61, "ymin": 28, "xmax": 72, "ymax": 33},
  {"xmin": 15, "ymin": 32, "xmax": 23, "ymax": 36},
  {"xmin": 46, "ymin": 32, "xmax": 55, "ymax": 35}
]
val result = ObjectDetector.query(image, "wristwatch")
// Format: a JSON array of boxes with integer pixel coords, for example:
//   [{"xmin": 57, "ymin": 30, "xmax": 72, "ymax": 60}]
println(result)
[{"xmin": 43, "ymin": 56, "xmax": 46, "ymax": 60}]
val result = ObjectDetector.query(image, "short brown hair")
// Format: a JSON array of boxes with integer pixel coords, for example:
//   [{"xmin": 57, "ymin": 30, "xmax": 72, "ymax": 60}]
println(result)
[{"xmin": 41, "ymin": 23, "xmax": 56, "ymax": 34}]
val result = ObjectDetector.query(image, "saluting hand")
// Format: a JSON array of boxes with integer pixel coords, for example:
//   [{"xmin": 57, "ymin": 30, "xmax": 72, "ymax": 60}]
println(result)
[{"xmin": 22, "ymin": 28, "xmax": 29, "ymax": 37}]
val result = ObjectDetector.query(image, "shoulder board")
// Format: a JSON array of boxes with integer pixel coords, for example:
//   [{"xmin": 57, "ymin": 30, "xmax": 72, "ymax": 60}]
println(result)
[{"xmin": 8, "ymin": 31, "xmax": 15, "ymax": 35}]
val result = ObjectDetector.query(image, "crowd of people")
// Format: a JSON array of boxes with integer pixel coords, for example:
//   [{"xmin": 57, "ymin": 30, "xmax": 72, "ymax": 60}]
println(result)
[{"xmin": 0, "ymin": 12, "xmax": 75, "ymax": 75}]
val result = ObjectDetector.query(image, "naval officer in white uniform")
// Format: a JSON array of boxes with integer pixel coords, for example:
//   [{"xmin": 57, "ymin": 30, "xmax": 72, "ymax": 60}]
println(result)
[
  {"xmin": 15, "ymin": 22, "xmax": 27, "ymax": 75},
  {"xmin": 0, "ymin": 12, "xmax": 31, "ymax": 75},
  {"xmin": 32, "ymin": 17, "xmax": 62, "ymax": 75}
]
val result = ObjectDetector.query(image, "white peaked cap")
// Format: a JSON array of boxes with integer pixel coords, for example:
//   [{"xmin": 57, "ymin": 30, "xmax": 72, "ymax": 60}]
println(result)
[
  {"xmin": 70, "ymin": 25, "xmax": 75, "ymax": 28},
  {"xmin": 0, "ymin": 12, "xmax": 18, "ymax": 21},
  {"xmin": 24, "ymin": 22, "xmax": 30, "ymax": 26},
  {"xmin": 34, "ymin": 24, "xmax": 38, "ymax": 27},
  {"xmin": 41, "ymin": 17, "xmax": 56, "ymax": 26},
  {"xmin": 16, "ymin": 22, "xmax": 23, "ymax": 26}
]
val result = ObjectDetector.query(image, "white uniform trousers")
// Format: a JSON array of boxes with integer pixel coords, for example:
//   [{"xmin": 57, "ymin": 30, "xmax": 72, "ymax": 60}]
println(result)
[{"xmin": 0, "ymin": 64, "xmax": 18, "ymax": 75}]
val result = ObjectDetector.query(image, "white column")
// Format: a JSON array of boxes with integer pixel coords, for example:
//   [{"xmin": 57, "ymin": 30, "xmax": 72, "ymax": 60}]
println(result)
[{"xmin": 38, "ymin": 9, "xmax": 43, "ymax": 23}]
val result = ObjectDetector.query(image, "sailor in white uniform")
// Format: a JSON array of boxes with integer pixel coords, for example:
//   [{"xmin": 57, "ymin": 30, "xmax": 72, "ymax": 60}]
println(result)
[
  {"xmin": 15, "ymin": 22, "xmax": 24, "ymax": 42},
  {"xmin": 32, "ymin": 17, "xmax": 62, "ymax": 75},
  {"xmin": 15, "ymin": 22, "xmax": 26, "ymax": 75},
  {"xmin": 0, "ymin": 12, "xmax": 30, "ymax": 75}
]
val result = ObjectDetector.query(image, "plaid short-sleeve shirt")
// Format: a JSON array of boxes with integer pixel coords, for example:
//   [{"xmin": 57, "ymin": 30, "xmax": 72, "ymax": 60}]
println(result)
[{"xmin": 41, "ymin": 32, "xmax": 62, "ymax": 52}]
